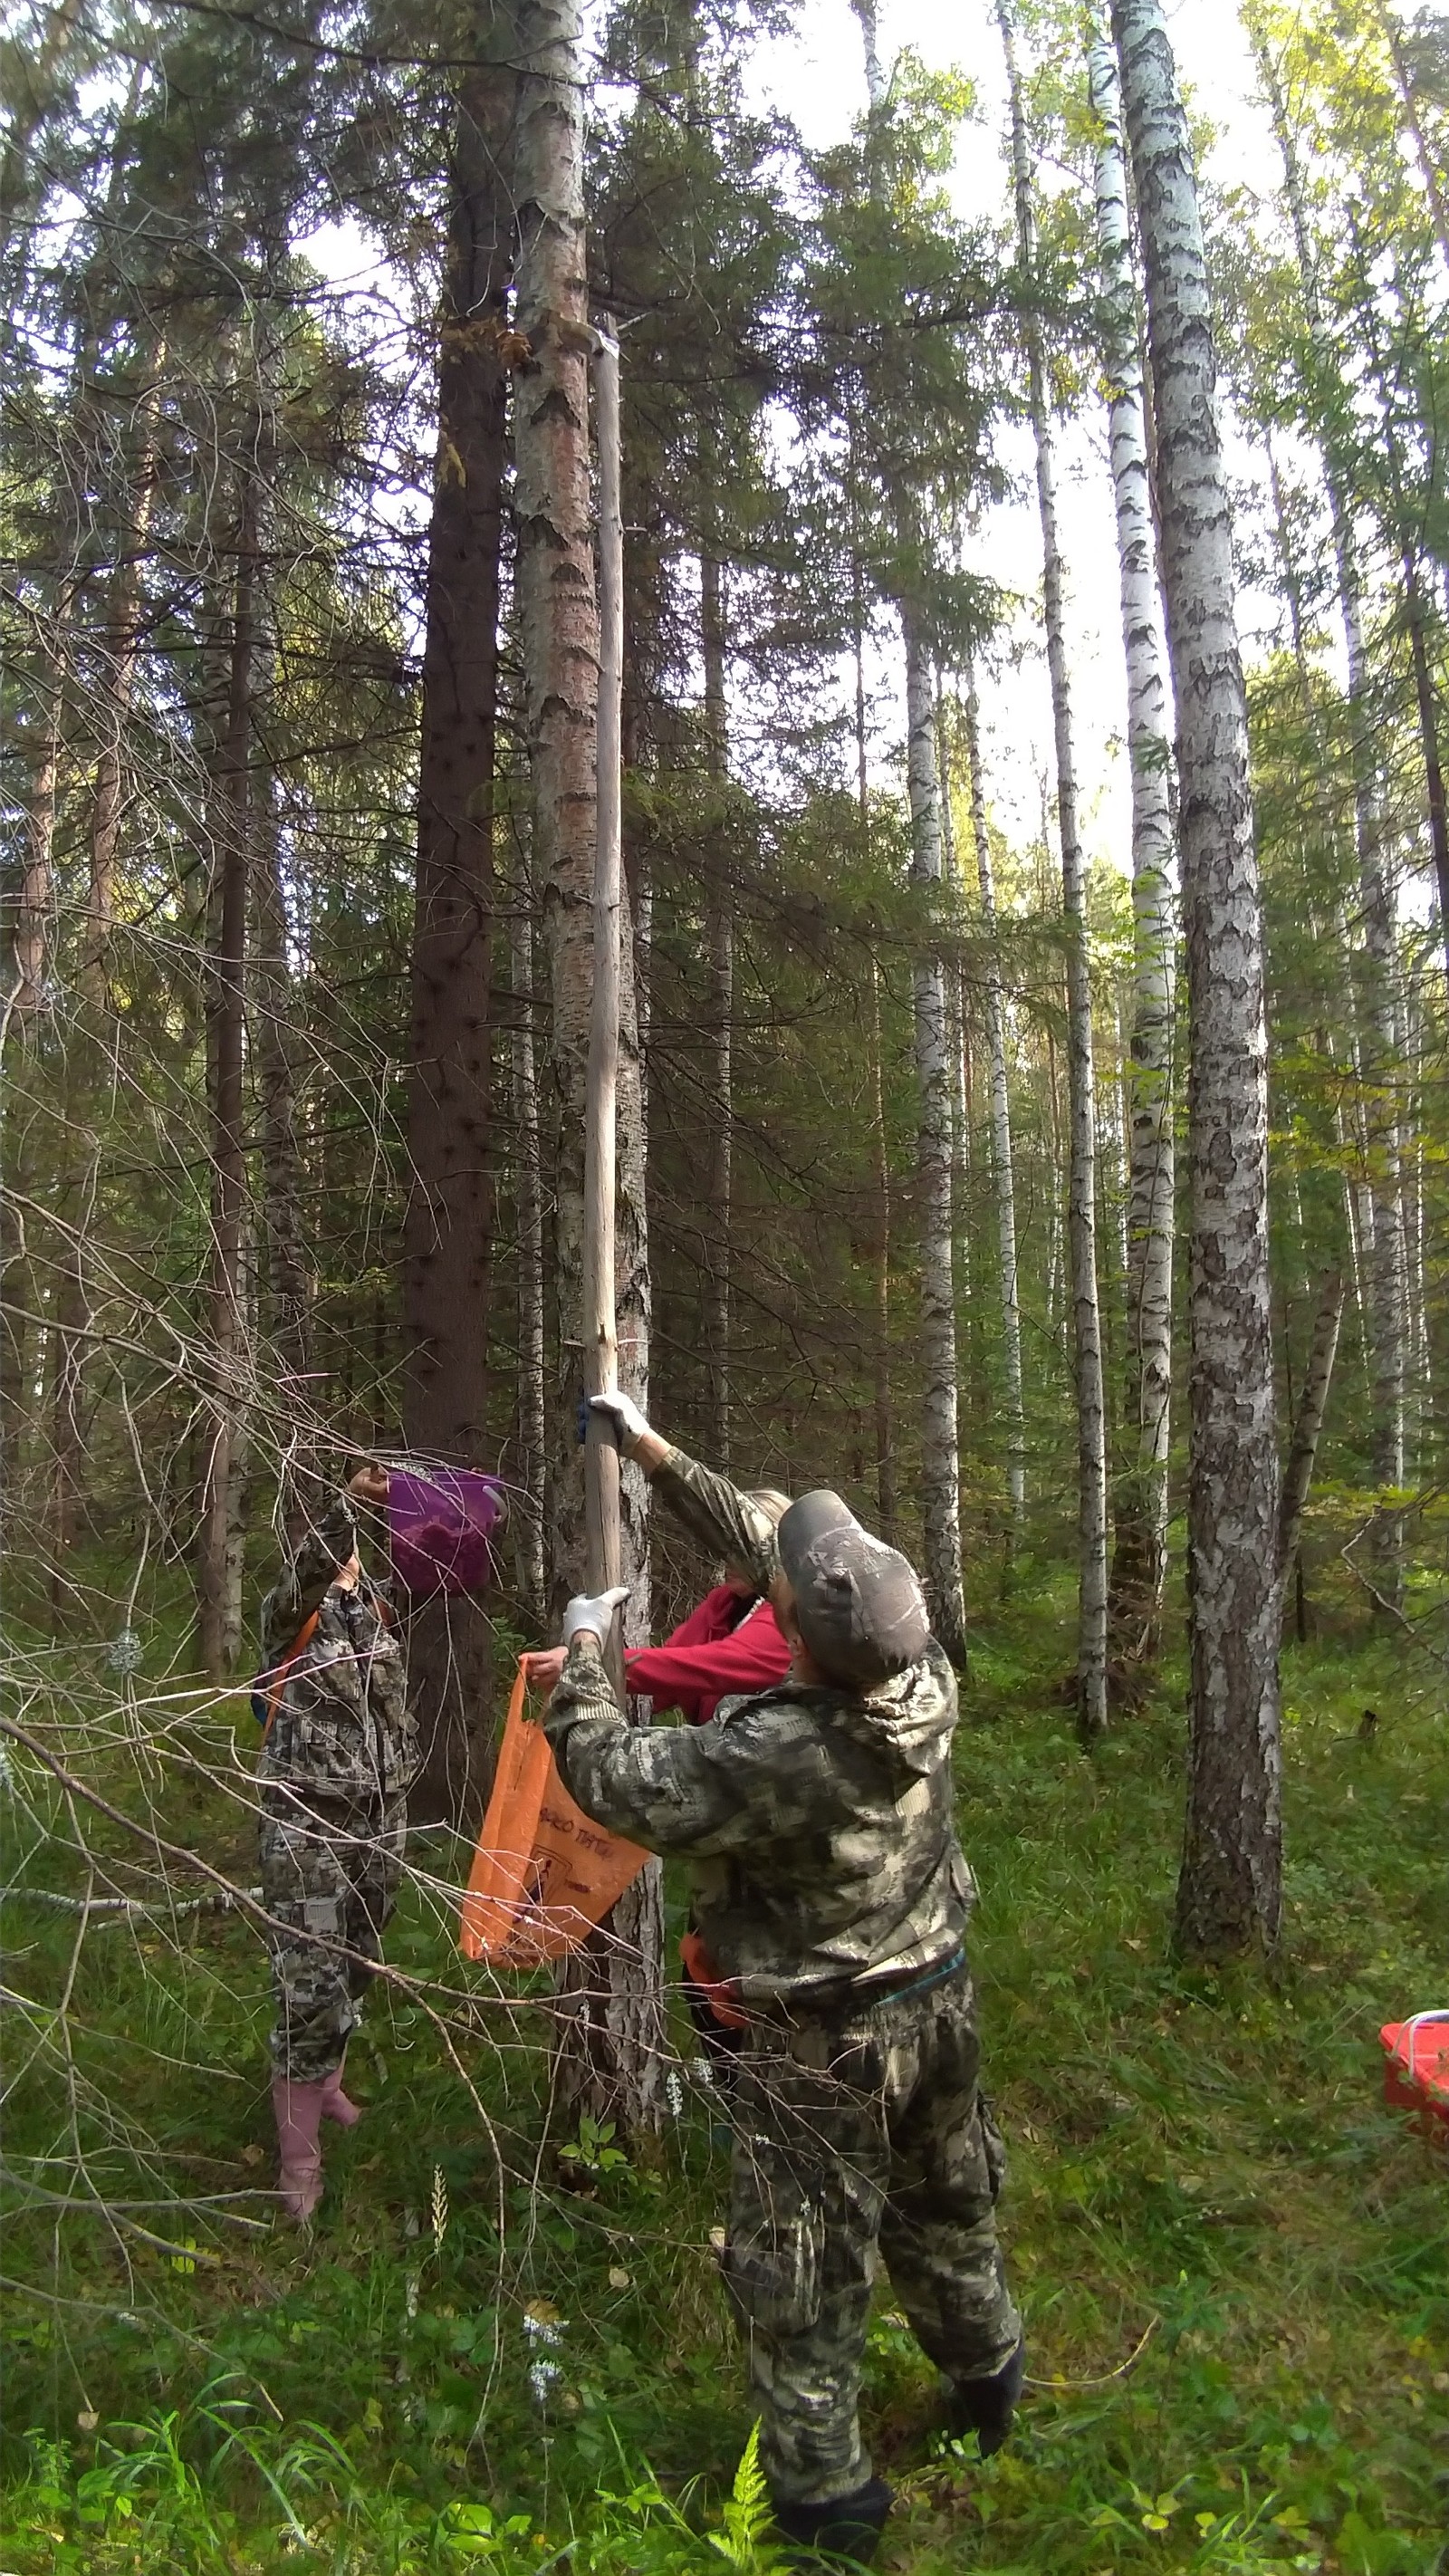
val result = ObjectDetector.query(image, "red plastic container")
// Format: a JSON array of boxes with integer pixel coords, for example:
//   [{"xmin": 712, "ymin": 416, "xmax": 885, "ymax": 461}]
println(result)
[{"xmin": 1380, "ymin": 2011, "xmax": 1449, "ymax": 2140}]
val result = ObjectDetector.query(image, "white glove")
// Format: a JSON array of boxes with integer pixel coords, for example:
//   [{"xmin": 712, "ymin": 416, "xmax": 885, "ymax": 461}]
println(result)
[
  {"xmin": 561, "ymin": 1584, "xmax": 630, "ymax": 1646},
  {"xmin": 587, "ymin": 1391, "xmax": 651, "ymax": 1452}
]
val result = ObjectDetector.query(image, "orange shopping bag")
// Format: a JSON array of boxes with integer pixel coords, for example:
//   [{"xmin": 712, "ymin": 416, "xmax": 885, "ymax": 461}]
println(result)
[{"xmin": 459, "ymin": 1656, "xmax": 647, "ymax": 1966}]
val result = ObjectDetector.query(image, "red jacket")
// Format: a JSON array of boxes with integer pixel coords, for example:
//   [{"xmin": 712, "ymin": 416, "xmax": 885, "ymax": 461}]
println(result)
[{"xmin": 624, "ymin": 1586, "xmax": 790, "ymax": 1727}]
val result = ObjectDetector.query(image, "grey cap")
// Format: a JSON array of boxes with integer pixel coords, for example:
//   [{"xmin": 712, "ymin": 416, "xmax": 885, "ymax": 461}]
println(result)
[{"xmin": 777, "ymin": 1490, "xmax": 930, "ymax": 1687}]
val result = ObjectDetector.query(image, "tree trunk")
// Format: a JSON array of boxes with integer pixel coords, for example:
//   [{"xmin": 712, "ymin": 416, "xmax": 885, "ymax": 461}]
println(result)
[
  {"xmin": 1277, "ymin": 1270, "xmax": 1344, "ymax": 1593},
  {"xmin": 1002, "ymin": 1, "xmax": 1108, "ymax": 1736},
  {"xmin": 905, "ymin": 611, "xmax": 968, "ymax": 1665},
  {"xmin": 1256, "ymin": 35, "xmax": 1406, "ymax": 1610},
  {"xmin": 403, "ymin": 34, "xmax": 514, "ymax": 1820},
  {"xmin": 700, "ymin": 546, "xmax": 732, "ymax": 1473},
  {"xmin": 964, "ymin": 658, "xmax": 1026, "ymax": 1535},
  {"xmin": 197, "ymin": 496, "xmax": 253, "ymax": 1682},
  {"xmin": 1401, "ymin": 547, "xmax": 1449, "ymax": 998},
  {"xmin": 855, "ymin": 593, "xmax": 897, "ymax": 1544},
  {"xmin": 82, "ymin": 353, "xmax": 165, "ymax": 1007},
  {"xmin": 9, "ymin": 575, "xmax": 76, "ymax": 1024},
  {"xmin": 868, "ymin": 953, "xmax": 897, "ymax": 1544},
  {"xmin": 1112, "ymin": 0, "xmax": 1282, "ymax": 1960},
  {"xmin": 937, "ymin": 678, "xmax": 972, "ymax": 1234},
  {"xmin": 851, "ymin": 0, "xmax": 964, "ymax": 1639},
  {"xmin": 514, "ymin": 5, "xmax": 661, "ymax": 2129},
  {"xmin": 246, "ymin": 386, "xmax": 312, "ymax": 1433},
  {"xmin": 1089, "ymin": 29, "xmax": 1176, "ymax": 1667},
  {"xmin": 252, "ymin": 773, "xmax": 310, "ymax": 1389},
  {"xmin": 1378, "ymin": 4, "xmax": 1449, "ymax": 269},
  {"xmin": 507, "ymin": 799, "xmax": 547, "ymax": 1624}
]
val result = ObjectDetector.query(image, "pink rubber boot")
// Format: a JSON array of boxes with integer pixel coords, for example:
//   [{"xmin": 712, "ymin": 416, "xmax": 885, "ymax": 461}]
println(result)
[
  {"xmin": 271, "ymin": 2078, "xmax": 327, "ymax": 2222},
  {"xmin": 319, "ymin": 2057, "xmax": 361, "ymax": 2129}
]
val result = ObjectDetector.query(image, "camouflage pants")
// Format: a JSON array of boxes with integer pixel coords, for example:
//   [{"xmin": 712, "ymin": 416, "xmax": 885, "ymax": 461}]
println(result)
[
  {"xmin": 259, "ymin": 1793, "xmax": 407, "ymax": 2082},
  {"xmin": 721, "ymin": 1964, "xmax": 1020, "ymax": 2506}
]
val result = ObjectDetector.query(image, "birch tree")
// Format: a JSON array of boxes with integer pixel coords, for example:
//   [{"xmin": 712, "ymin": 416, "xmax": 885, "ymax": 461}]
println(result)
[
  {"xmin": 700, "ymin": 536, "xmax": 733, "ymax": 1472},
  {"xmin": 1111, "ymin": 0, "xmax": 1282, "ymax": 1958},
  {"xmin": 1088, "ymin": 27, "xmax": 1176, "ymax": 1662},
  {"xmin": 999, "ymin": 0, "xmax": 1108, "ymax": 1735},
  {"xmin": 963, "ymin": 657, "xmax": 1025, "ymax": 1537},
  {"xmin": 1249, "ymin": 16, "xmax": 1407, "ymax": 1609},
  {"xmin": 852, "ymin": 0, "xmax": 967, "ymax": 1661},
  {"xmin": 514, "ymin": 0, "xmax": 662, "ymax": 2128}
]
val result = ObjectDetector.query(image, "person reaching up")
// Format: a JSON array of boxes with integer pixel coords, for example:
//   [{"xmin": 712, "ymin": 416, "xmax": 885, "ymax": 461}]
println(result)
[
  {"xmin": 527, "ymin": 1485, "xmax": 792, "ymax": 2067},
  {"xmin": 254, "ymin": 1464, "xmax": 419, "ymax": 2223},
  {"xmin": 541, "ymin": 1398, "xmax": 1024, "ymax": 2571}
]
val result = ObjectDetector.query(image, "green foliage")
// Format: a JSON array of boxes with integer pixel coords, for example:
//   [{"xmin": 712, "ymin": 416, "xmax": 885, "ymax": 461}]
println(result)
[
  {"xmin": 557, "ymin": 2114, "xmax": 630, "ymax": 2177},
  {"xmin": 4, "ymin": 1588, "xmax": 1446, "ymax": 2572},
  {"xmin": 708, "ymin": 2424, "xmax": 785, "ymax": 2571}
]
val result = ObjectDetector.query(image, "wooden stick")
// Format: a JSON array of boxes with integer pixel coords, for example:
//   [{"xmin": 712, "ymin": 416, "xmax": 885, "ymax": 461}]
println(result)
[
  {"xmin": 1277, "ymin": 1268, "xmax": 1345, "ymax": 1585},
  {"xmin": 583, "ymin": 322, "xmax": 624, "ymax": 1688}
]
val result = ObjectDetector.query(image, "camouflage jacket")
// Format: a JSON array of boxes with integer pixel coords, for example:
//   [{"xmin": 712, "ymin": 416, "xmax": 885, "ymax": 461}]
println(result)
[
  {"xmin": 255, "ymin": 1494, "xmax": 420, "ymax": 1804},
  {"xmin": 543, "ymin": 1447, "xmax": 973, "ymax": 2004}
]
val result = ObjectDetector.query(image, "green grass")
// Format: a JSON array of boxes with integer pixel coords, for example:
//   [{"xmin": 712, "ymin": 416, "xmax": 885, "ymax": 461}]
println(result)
[{"xmin": 2, "ymin": 1566, "xmax": 1446, "ymax": 2572}]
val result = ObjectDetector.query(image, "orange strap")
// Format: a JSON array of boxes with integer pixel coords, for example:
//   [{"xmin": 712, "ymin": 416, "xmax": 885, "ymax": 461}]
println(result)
[{"xmin": 258, "ymin": 1610, "xmax": 321, "ymax": 1743}]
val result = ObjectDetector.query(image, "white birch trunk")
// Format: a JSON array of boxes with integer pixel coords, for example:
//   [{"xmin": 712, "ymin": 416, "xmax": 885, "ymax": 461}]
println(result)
[
  {"xmin": 851, "ymin": 0, "xmax": 965, "ymax": 1651},
  {"xmin": 1089, "ymin": 29, "xmax": 1176, "ymax": 1658},
  {"xmin": 964, "ymin": 661, "xmax": 1026, "ymax": 1529},
  {"xmin": 905, "ymin": 611, "xmax": 968, "ymax": 1664},
  {"xmin": 514, "ymin": 14, "xmax": 660, "ymax": 2122},
  {"xmin": 701, "ymin": 548, "xmax": 732, "ymax": 1474},
  {"xmin": 1001, "ymin": 1, "xmax": 1108, "ymax": 1734},
  {"xmin": 508, "ymin": 812, "xmax": 547, "ymax": 1622},
  {"xmin": 1112, "ymin": 0, "xmax": 1282, "ymax": 1957},
  {"xmin": 1256, "ymin": 31, "xmax": 1406, "ymax": 1602}
]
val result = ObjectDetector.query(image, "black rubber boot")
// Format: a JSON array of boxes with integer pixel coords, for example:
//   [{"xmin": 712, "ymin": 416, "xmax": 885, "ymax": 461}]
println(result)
[
  {"xmin": 772, "ymin": 2475, "xmax": 893, "ymax": 2568},
  {"xmin": 946, "ymin": 2336, "xmax": 1026, "ymax": 2457}
]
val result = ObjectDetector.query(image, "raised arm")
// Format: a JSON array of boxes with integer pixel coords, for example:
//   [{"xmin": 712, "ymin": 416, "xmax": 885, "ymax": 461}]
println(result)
[
  {"xmin": 259, "ymin": 1466, "xmax": 387, "ymax": 1659},
  {"xmin": 544, "ymin": 1629, "xmax": 835, "ymax": 1858},
  {"xmin": 586, "ymin": 1396, "xmax": 782, "ymax": 1594}
]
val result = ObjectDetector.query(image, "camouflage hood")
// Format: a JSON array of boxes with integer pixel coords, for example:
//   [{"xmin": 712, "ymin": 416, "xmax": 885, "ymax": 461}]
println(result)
[{"xmin": 826, "ymin": 1640, "xmax": 958, "ymax": 1786}]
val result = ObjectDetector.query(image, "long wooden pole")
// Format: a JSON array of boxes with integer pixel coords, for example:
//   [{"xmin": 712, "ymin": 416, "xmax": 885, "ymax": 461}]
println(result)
[{"xmin": 583, "ymin": 322, "xmax": 624, "ymax": 1685}]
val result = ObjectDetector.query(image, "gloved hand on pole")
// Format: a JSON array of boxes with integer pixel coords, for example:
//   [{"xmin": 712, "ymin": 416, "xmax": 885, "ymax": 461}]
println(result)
[
  {"xmin": 580, "ymin": 1389, "xmax": 650, "ymax": 1454},
  {"xmin": 561, "ymin": 1584, "xmax": 631, "ymax": 1647}
]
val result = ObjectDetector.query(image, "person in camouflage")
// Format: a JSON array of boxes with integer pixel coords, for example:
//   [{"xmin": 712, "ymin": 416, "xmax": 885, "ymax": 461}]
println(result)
[
  {"xmin": 256, "ymin": 1463, "xmax": 420, "ymax": 2221},
  {"xmin": 545, "ymin": 1399, "xmax": 1023, "ymax": 2569}
]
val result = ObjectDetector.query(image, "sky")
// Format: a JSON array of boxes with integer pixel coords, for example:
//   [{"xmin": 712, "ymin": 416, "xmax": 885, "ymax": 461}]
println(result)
[{"xmin": 730, "ymin": 0, "xmax": 1289, "ymax": 873}]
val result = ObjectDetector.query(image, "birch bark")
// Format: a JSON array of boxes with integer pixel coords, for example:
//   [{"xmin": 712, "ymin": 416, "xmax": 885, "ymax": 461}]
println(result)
[
  {"xmin": 849, "ymin": 0, "xmax": 965, "ymax": 1653},
  {"xmin": 514, "ymin": 0, "xmax": 660, "ymax": 2126},
  {"xmin": 1089, "ymin": 30, "xmax": 1176, "ymax": 1661},
  {"xmin": 906, "ymin": 613, "xmax": 969, "ymax": 1665},
  {"xmin": 855, "ymin": 602, "xmax": 897, "ymax": 1543},
  {"xmin": 964, "ymin": 659, "xmax": 1025, "ymax": 1533},
  {"xmin": 1001, "ymin": 1, "xmax": 1108, "ymax": 1735},
  {"xmin": 508, "ymin": 806, "xmax": 547, "ymax": 1623},
  {"xmin": 1254, "ymin": 33, "xmax": 1406, "ymax": 1605},
  {"xmin": 700, "ymin": 544, "xmax": 732, "ymax": 1473},
  {"xmin": 1112, "ymin": 0, "xmax": 1282, "ymax": 1958}
]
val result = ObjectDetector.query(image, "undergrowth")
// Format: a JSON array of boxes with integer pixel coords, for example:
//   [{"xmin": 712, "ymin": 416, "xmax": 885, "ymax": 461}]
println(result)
[{"xmin": 2, "ymin": 1560, "xmax": 1446, "ymax": 2571}]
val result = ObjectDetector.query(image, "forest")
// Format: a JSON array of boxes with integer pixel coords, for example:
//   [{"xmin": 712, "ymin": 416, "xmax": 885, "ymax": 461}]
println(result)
[{"xmin": 2, "ymin": 0, "xmax": 1448, "ymax": 2565}]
